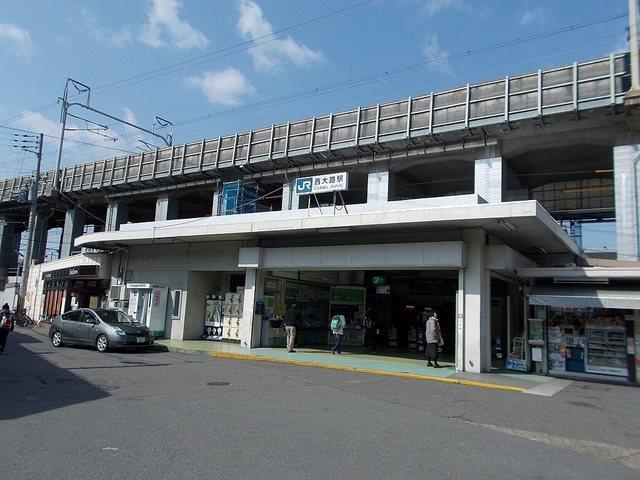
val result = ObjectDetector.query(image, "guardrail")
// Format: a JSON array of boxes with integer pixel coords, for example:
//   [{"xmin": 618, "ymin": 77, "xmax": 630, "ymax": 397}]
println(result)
[{"xmin": 0, "ymin": 53, "xmax": 630, "ymax": 202}]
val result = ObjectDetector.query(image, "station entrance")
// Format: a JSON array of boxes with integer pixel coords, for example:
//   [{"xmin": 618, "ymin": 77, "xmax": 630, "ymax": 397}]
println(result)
[{"xmin": 259, "ymin": 270, "xmax": 458, "ymax": 363}]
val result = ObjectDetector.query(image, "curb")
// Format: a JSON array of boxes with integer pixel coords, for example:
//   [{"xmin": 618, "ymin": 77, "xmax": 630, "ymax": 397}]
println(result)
[{"xmin": 208, "ymin": 350, "xmax": 525, "ymax": 393}]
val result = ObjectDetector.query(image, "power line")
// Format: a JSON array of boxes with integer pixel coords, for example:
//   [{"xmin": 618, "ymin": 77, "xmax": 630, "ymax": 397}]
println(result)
[{"xmin": 0, "ymin": 0, "xmax": 382, "ymax": 127}]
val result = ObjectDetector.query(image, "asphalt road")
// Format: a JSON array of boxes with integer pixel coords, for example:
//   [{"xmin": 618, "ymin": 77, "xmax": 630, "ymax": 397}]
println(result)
[{"xmin": 1, "ymin": 328, "xmax": 639, "ymax": 480}]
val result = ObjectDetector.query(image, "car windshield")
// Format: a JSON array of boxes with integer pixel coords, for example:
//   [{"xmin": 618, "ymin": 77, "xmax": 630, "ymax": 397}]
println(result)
[{"xmin": 96, "ymin": 309, "xmax": 137, "ymax": 324}]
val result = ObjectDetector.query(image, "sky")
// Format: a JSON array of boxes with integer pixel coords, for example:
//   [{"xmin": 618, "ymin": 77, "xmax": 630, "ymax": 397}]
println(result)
[{"xmin": 0, "ymin": 0, "xmax": 632, "ymax": 251}]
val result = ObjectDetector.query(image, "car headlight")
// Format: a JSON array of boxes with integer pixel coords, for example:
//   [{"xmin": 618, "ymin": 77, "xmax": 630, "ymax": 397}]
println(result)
[{"xmin": 114, "ymin": 327, "xmax": 126, "ymax": 336}]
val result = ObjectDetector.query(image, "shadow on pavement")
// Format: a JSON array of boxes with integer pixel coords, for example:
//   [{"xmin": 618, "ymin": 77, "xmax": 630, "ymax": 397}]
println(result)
[{"xmin": 0, "ymin": 331, "xmax": 109, "ymax": 420}]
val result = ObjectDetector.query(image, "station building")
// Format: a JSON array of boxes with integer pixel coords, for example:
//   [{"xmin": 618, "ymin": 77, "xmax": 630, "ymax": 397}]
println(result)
[{"xmin": 13, "ymin": 53, "xmax": 640, "ymax": 383}]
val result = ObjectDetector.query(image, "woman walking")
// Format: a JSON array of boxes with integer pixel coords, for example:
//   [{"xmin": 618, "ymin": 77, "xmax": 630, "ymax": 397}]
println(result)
[{"xmin": 425, "ymin": 310, "xmax": 443, "ymax": 368}]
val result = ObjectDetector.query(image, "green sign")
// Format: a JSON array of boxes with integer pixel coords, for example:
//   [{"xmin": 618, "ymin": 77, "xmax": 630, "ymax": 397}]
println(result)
[
  {"xmin": 331, "ymin": 287, "xmax": 365, "ymax": 303},
  {"xmin": 372, "ymin": 276, "xmax": 386, "ymax": 286}
]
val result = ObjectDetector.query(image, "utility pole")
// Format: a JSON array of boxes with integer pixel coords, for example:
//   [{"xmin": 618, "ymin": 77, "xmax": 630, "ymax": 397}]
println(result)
[
  {"xmin": 629, "ymin": 0, "xmax": 640, "ymax": 96},
  {"xmin": 17, "ymin": 133, "xmax": 43, "ymax": 313}
]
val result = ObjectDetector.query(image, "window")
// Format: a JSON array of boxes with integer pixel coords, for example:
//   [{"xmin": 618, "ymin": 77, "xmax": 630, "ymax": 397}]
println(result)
[
  {"xmin": 62, "ymin": 310, "xmax": 82, "ymax": 322},
  {"xmin": 171, "ymin": 290, "xmax": 182, "ymax": 319},
  {"xmin": 81, "ymin": 311, "xmax": 98, "ymax": 324}
]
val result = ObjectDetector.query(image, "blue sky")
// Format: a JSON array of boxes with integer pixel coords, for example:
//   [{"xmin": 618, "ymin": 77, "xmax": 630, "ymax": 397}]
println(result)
[{"xmin": 0, "ymin": 0, "xmax": 631, "ymax": 250}]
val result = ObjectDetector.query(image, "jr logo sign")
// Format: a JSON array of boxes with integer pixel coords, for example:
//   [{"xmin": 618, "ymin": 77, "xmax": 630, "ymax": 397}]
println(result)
[{"xmin": 295, "ymin": 177, "xmax": 313, "ymax": 194}]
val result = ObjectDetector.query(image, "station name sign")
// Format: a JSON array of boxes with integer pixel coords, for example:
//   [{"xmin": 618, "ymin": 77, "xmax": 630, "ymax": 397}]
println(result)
[{"xmin": 295, "ymin": 172, "xmax": 349, "ymax": 195}]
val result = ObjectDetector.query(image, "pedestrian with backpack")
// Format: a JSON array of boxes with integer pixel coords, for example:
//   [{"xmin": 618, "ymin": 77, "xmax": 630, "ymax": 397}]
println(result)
[
  {"xmin": 330, "ymin": 313, "xmax": 345, "ymax": 354},
  {"xmin": 284, "ymin": 304, "xmax": 299, "ymax": 353}
]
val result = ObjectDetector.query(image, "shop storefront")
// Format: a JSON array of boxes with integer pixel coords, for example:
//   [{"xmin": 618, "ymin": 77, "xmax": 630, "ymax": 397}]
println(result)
[
  {"xmin": 252, "ymin": 269, "xmax": 458, "ymax": 360},
  {"xmin": 41, "ymin": 265, "xmax": 109, "ymax": 318},
  {"xmin": 527, "ymin": 284, "xmax": 639, "ymax": 383}
]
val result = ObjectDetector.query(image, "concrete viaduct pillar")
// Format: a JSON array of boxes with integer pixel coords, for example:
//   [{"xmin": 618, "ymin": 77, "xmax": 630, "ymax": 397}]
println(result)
[
  {"xmin": 155, "ymin": 194, "xmax": 179, "ymax": 221},
  {"xmin": 60, "ymin": 207, "xmax": 86, "ymax": 257},
  {"xmin": 106, "ymin": 200, "xmax": 129, "ymax": 232},
  {"xmin": 281, "ymin": 181, "xmax": 300, "ymax": 211},
  {"xmin": 614, "ymin": 144, "xmax": 639, "ymax": 261},
  {"xmin": 474, "ymin": 156, "xmax": 505, "ymax": 203},
  {"xmin": 367, "ymin": 169, "xmax": 396, "ymax": 203},
  {"xmin": 0, "ymin": 217, "xmax": 20, "ymax": 288}
]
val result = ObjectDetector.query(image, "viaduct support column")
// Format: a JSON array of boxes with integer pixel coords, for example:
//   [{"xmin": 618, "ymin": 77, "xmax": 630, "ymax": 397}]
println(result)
[
  {"xmin": 281, "ymin": 180, "xmax": 300, "ymax": 211},
  {"xmin": 0, "ymin": 217, "xmax": 19, "ymax": 288},
  {"xmin": 474, "ymin": 155, "xmax": 505, "ymax": 203},
  {"xmin": 367, "ymin": 169, "xmax": 396, "ymax": 203},
  {"xmin": 106, "ymin": 200, "xmax": 129, "ymax": 232},
  {"xmin": 60, "ymin": 207, "xmax": 85, "ymax": 258},
  {"xmin": 31, "ymin": 213, "xmax": 48, "ymax": 263},
  {"xmin": 155, "ymin": 194, "xmax": 179, "ymax": 221},
  {"xmin": 614, "ymin": 144, "xmax": 639, "ymax": 261},
  {"xmin": 462, "ymin": 228, "xmax": 491, "ymax": 373}
]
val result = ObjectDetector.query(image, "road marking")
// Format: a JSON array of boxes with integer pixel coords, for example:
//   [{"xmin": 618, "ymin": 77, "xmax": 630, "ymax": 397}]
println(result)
[
  {"xmin": 208, "ymin": 350, "xmax": 525, "ymax": 393},
  {"xmin": 464, "ymin": 421, "xmax": 640, "ymax": 470}
]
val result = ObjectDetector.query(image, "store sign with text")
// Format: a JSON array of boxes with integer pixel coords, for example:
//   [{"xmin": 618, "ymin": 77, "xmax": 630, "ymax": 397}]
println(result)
[{"xmin": 295, "ymin": 172, "xmax": 349, "ymax": 195}]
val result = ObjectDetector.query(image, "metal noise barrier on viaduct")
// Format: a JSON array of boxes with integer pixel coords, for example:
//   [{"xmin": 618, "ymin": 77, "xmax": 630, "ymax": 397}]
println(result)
[{"xmin": 0, "ymin": 53, "xmax": 631, "ymax": 202}]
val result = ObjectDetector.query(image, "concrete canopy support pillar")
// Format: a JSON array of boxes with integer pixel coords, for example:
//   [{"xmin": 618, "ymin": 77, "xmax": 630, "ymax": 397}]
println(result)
[
  {"xmin": 60, "ymin": 207, "xmax": 86, "ymax": 258},
  {"xmin": 367, "ymin": 170, "xmax": 396, "ymax": 203},
  {"xmin": 240, "ymin": 268, "xmax": 266, "ymax": 348},
  {"xmin": 462, "ymin": 228, "xmax": 491, "ymax": 373},
  {"xmin": 281, "ymin": 181, "xmax": 300, "ymax": 211},
  {"xmin": 105, "ymin": 201, "xmax": 128, "ymax": 232},
  {"xmin": 474, "ymin": 156, "xmax": 505, "ymax": 203},
  {"xmin": 155, "ymin": 194, "xmax": 179, "ymax": 221},
  {"xmin": 614, "ymin": 145, "xmax": 639, "ymax": 261}
]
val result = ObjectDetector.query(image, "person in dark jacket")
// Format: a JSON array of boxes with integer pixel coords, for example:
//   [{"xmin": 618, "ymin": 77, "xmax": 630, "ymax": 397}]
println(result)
[
  {"xmin": 284, "ymin": 304, "xmax": 299, "ymax": 353},
  {"xmin": 0, "ymin": 306, "xmax": 12, "ymax": 354},
  {"xmin": 425, "ymin": 310, "xmax": 443, "ymax": 368}
]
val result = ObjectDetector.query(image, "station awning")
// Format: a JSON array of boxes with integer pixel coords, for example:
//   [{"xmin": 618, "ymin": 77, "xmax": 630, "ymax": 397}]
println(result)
[{"xmin": 528, "ymin": 285, "xmax": 640, "ymax": 309}]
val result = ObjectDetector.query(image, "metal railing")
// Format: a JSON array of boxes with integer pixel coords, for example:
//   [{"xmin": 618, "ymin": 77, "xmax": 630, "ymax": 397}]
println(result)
[{"xmin": 0, "ymin": 53, "xmax": 630, "ymax": 202}]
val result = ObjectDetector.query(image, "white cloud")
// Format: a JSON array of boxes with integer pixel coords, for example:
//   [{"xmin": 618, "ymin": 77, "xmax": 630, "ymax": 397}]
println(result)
[
  {"xmin": 0, "ymin": 23, "xmax": 33, "ymax": 56},
  {"xmin": 185, "ymin": 68, "xmax": 255, "ymax": 106},
  {"xmin": 81, "ymin": 8, "xmax": 133, "ymax": 47},
  {"xmin": 139, "ymin": 0, "xmax": 208, "ymax": 49},
  {"xmin": 520, "ymin": 10, "xmax": 544, "ymax": 26},
  {"xmin": 236, "ymin": 0, "xmax": 322, "ymax": 73},
  {"xmin": 422, "ymin": 0, "xmax": 470, "ymax": 16},
  {"xmin": 422, "ymin": 34, "xmax": 452, "ymax": 74},
  {"xmin": 121, "ymin": 107, "xmax": 138, "ymax": 135}
]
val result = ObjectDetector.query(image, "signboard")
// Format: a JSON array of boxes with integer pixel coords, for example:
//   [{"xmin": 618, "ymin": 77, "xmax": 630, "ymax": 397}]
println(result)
[
  {"xmin": 299, "ymin": 270, "xmax": 339, "ymax": 285},
  {"xmin": 295, "ymin": 172, "xmax": 349, "ymax": 195},
  {"xmin": 42, "ymin": 265, "xmax": 99, "ymax": 280}
]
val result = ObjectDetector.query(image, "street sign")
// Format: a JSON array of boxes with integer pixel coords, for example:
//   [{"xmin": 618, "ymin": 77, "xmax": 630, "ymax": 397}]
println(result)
[{"xmin": 295, "ymin": 172, "xmax": 349, "ymax": 195}]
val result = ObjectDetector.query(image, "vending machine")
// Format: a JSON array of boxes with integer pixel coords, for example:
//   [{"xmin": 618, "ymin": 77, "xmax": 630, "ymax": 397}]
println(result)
[{"xmin": 126, "ymin": 283, "xmax": 168, "ymax": 338}]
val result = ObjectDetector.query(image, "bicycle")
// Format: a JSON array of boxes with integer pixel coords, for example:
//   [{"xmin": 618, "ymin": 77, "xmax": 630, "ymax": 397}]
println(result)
[{"xmin": 13, "ymin": 312, "xmax": 35, "ymax": 328}]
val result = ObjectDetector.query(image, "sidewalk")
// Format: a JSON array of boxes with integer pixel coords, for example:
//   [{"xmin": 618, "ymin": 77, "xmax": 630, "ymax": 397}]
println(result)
[{"xmin": 155, "ymin": 339, "xmax": 571, "ymax": 396}]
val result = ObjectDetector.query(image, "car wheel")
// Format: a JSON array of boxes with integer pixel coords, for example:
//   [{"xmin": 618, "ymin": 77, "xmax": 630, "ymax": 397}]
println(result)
[
  {"xmin": 51, "ymin": 331, "xmax": 63, "ymax": 348},
  {"xmin": 96, "ymin": 334, "xmax": 109, "ymax": 353}
]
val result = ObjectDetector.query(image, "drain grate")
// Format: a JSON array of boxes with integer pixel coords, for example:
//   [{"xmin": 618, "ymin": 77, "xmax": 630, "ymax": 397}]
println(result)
[{"xmin": 206, "ymin": 381, "xmax": 231, "ymax": 387}]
